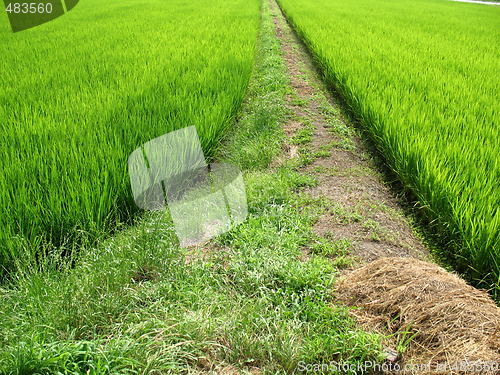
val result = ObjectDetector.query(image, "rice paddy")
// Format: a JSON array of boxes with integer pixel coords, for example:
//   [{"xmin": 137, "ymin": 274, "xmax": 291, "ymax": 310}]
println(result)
[
  {"xmin": 1, "ymin": 0, "xmax": 499, "ymax": 371},
  {"xmin": 1, "ymin": 0, "xmax": 498, "ymax": 295},
  {"xmin": 0, "ymin": 0, "xmax": 260, "ymax": 276},
  {"xmin": 277, "ymin": 0, "xmax": 500, "ymax": 295}
]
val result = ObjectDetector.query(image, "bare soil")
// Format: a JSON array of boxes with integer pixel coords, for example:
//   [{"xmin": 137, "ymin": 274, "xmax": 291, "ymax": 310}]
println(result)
[{"xmin": 270, "ymin": 0, "xmax": 430, "ymax": 264}]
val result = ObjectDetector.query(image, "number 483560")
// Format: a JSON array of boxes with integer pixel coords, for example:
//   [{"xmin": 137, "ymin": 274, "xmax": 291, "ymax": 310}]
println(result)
[{"xmin": 5, "ymin": 3, "xmax": 53, "ymax": 14}]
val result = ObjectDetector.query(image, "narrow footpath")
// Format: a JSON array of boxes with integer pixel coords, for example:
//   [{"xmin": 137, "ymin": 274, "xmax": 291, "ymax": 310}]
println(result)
[{"xmin": 270, "ymin": 0, "xmax": 430, "ymax": 263}]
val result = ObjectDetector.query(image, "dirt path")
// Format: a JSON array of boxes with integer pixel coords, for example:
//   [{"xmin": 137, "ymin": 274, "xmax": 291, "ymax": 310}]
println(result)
[{"xmin": 270, "ymin": 0, "xmax": 431, "ymax": 264}]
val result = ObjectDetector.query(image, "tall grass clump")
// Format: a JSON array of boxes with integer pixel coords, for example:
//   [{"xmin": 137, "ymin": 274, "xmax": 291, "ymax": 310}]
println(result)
[
  {"xmin": 0, "ymin": 0, "xmax": 261, "ymax": 277},
  {"xmin": 277, "ymin": 0, "xmax": 500, "ymax": 297}
]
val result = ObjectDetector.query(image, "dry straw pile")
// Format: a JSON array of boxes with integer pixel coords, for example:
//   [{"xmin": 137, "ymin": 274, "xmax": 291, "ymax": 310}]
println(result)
[{"xmin": 335, "ymin": 257, "xmax": 500, "ymax": 374}]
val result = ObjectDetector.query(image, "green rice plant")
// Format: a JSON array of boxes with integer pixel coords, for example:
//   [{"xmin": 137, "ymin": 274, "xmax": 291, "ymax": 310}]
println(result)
[
  {"xmin": 277, "ymin": 0, "xmax": 500, "ymax": 297},
  {"xmin": 0, "ymin": 4, "xmax": 386, "ymax": 370},
  {"xmin": 0, "ymin": 0, "xmax": 261, "ymax": 277}
]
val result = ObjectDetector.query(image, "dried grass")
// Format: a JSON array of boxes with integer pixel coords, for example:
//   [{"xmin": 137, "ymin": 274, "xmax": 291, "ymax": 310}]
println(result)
[{"xmin": 335, "ymin": 257, "xmax": 500, "ymax": 374}]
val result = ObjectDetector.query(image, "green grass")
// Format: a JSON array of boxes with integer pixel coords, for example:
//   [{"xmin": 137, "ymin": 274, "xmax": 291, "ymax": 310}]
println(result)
[
  {"xmin": 277, "ymin": 0, "xmax": 500, "ymax": 298},
  {"xmin": 0, "ymin": 3, "xmax": 384, "ymax": 371},
  {"xmin": 0, "ymin": 0, "xmax": 261, "ymax": 278},
  {"xmin": 0, "ymin": 171, "xmax": 383, "ymax": 374}
]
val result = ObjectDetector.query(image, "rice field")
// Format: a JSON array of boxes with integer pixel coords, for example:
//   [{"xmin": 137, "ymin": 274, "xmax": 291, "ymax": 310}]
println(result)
[
  {"xmin": 277, "ymin": 0, "xmax": 500, "ymax": 294},
  {"xmin": 0, "ymin": 0, "xmax": 260, "ymax": 276}
]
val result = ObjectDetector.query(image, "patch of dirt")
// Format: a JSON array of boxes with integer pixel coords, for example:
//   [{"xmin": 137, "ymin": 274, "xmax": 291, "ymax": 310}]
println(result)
[
  {"xmin": 335, "ymin": 258, "xmax": 500, "ymax": 374},
  {"xmin": 184, "ymin": 241, "xmax": 231, "ymax": 269},
  {"xmin": 270, "ymin": 0, "xmax": 429, "ymax": 264}
]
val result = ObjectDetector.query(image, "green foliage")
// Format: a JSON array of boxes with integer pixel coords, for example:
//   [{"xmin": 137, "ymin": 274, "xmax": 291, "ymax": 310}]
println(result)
[
  {"xmin": 0, "ymin": 0, "xmax": 261, "ymax": 277},
  {"xmin": 0, "ymin": 3, "xmax": 384, "ymax": 371},
  {"xmin": 220, "ymin": 0, "xmax": 288, "ymax": 171},
  {"xmin": 0, "ymin": 167, "xmax": 382, "ymax": 373},
  {"xmin": 278, "ymin": 0, "xmax": 500, "ymax": 298},
  {"xmin": 3, "ymin": 338, "xmax": 140, "ymax": 375},
  {"xmin": 291, "ymin": 122, "xmax": 314, "ymax": 145}
]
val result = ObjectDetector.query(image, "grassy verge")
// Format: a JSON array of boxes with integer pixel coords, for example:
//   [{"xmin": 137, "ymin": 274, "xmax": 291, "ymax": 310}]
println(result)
[{"xmin": 0, "ymin": 1, "xmax": 384, "ymax": 374}]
